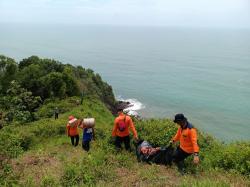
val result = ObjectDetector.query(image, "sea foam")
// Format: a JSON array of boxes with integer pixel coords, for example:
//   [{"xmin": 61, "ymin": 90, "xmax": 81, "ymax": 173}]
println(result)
[{"xmin": 116, "ymin": 96, "xmax": 145, "ymax": 116}]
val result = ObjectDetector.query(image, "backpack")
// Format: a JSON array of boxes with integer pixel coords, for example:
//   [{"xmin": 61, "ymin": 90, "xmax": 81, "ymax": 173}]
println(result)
[{"xmin": 118, "ymin": 116, "xmax": 127, "ymax": 132}]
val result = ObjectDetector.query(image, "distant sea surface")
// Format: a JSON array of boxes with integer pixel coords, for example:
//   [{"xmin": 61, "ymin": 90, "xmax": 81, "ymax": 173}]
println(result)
[{"xmin": 1, "ymin": 23, "xmax": 249, "ymax": 141}]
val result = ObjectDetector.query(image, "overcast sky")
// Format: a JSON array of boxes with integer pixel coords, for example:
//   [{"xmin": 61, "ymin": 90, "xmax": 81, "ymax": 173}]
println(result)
[{"xmin": 0, "ymin": 0, "xmax": 249, "ymax": 28}]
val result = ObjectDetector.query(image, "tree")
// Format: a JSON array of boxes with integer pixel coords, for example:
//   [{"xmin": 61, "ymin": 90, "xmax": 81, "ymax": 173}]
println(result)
[
  {"xmin": 17, "ymin": 64, "xmax": 45, "ymax": 98},
  {"xmin": 18, "ymin": 56, "xmax": 40, "ymax": 70},
  {"xmin": 41, "ymin": 72, "xmax": 67, "ymax": 98},
  {"xmin": 0, "ymin": 55, "xmax": 18, "ymax": 94},
  {"xmin": 5, "ymin": 81, "xmax": 41, "ymax": 123},
  {"xmin": 40, "ymin": 58, "xmax": 64, "ymax": 73}
]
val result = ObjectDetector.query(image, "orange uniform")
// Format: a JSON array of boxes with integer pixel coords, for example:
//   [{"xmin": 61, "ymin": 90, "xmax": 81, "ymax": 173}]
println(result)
[
  {"xmin": 112, "ymin": 113, "xmax": 138, "ymax": 139},
  {"xmin": 66, "ymin": 120, "xmax": 80, "ymax": 136},
  {"xmin": 172, "ymin": 123, "xmax": 199, "ymax": 154}
]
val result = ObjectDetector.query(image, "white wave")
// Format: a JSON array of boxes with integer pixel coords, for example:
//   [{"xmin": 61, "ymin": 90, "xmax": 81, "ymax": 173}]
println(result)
[{"xmin": 116, "ymin": 96, "xmax": 145, "ymax": 116}]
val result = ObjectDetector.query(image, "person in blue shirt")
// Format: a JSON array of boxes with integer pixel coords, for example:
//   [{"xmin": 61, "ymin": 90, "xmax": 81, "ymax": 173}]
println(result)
[{"xmin": 79, "ymin": 123, "xmax": 95, "ymax": 151}]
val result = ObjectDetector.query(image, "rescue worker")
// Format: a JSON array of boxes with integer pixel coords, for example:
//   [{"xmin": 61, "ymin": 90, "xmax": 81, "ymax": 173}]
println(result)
[
  {"xmin": 54, "ymin": 107, "xmax": 59, "ymax": 119},
  {"xmin": 79, "ymin": 121, "xmax": 95, "ymax": 152},
  {"xmin": 112, "ymin": 107, "xmax": 138, "ymax": 151},
  {"xmin": 66, "ymin": 115, "xmax": 80, "ymax": 146},
  {"xmin": 170, "ymin": 113, "xmax": 199, "ymax": 173}
]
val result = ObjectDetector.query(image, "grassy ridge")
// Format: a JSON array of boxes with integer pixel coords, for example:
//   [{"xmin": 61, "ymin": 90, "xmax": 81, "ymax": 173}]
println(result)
[{"xmin": 0, "ymin": 97, "xmax": 249, "ymax": 186}]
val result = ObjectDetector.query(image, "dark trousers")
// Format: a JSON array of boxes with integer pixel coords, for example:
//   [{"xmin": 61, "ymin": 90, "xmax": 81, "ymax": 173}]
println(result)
[
  {"xmin": 151, "ymin": 147, "xmax": 174, "ymax": 165},
  {"xmin": 82, "ymin": 140, "xmax": 90, "ymax": 152},
  {"xmin": 115, "ymin": 136, "xmax": 131, "ymax": 150},
  {"xmin": 55, "ymin": 113, "xmax": 58, "ymax": 119},
  {"xmin": 70, "ymin": 135, "xmax": 79, "ymax": 146},
  {"xmin": 172, "ymin": 146, "xmax": 192, "ymax": 172}
]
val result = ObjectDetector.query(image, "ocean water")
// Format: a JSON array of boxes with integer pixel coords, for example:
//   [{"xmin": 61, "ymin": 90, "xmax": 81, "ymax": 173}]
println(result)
[{"xmin": 0, "ymin": 23, "xmax": 249, "ymax": 141}]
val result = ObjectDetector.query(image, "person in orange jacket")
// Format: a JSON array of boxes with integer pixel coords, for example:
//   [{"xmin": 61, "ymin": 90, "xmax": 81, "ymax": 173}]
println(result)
[
  {"xmin": 170, "ymin": 113, "xmax": 199, "ymax": 173},
  {"xmin": 66, "ymin": 115, "xmax": 80, "ymax": 146},
  {"xmin": 112, "ymin": 107, "xmax": 138, "ymax": 151}
]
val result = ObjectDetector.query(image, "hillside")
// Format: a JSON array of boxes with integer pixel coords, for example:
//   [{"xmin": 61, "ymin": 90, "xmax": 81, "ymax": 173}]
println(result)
[
  {"xmin": 0, "ymin": 55, "xmax": 249, "ymax": 186},
  {"xmin": 0, "ymin": 97, "xmax": 249, "ymax": 187},
  {"xmin": 0, "ymin": 55, "xmax": 116, "ymax": 124}
]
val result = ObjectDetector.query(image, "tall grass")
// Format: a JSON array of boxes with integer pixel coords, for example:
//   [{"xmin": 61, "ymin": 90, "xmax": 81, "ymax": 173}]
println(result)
[{"xmin": 0, "ymin": 97, "xmax": 249, "ymax": 186}]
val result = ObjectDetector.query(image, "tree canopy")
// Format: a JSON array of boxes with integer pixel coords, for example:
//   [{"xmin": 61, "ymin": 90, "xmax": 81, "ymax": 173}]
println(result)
[{"xmin": 0, "ymin": 55, "xmax": 116, "ymax": 122}]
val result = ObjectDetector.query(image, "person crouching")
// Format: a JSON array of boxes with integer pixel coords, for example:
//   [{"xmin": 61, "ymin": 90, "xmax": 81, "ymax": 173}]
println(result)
[{"xmin": 170, "ymin": 113, "xmax": 200, "ymax": 174}]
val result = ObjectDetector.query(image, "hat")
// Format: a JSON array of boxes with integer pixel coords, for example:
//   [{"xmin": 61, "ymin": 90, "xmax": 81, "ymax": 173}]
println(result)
[
  {"xmin": 140, "ymin": 141, "xmax": 152, "ymax": 148},
  {"xmin": 173, "ymin": 113, "xmax": 187, "ymax": 123},
  {"xmin": 68, "ymin": 115, "xmax": 75, "ymax": 120}
]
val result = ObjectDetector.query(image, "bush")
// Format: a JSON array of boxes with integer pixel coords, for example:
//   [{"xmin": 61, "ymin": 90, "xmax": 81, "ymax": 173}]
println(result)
[
  {"xmin": 0, "ymin": 130, "xmax": 25, "ymax": 158},
  {"xmin": 135, "ymin": 118, "xmax": 177, "ymax": 147},
  {"xmin": 36, "ymin": 97, "xmax": 79, "ymax": 118},
  {"xmin": 203, "ymin": 142, "xmax": 250, "ymax": 176}
]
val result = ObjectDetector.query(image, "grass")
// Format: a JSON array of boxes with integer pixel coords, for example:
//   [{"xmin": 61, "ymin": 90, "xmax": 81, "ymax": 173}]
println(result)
[{"xmin": 0, "ymin": 97, "xmax": 250, "ymax": 186}]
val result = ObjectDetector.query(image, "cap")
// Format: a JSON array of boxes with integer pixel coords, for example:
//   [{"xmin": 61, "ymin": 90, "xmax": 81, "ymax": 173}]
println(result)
[
  {"xmin": 68, "ymin": 115, "xmax": 75, "ymax": 120},
  {"xmin": 173, "ymin": 113, "xmax": 187, "ymax": 123}
]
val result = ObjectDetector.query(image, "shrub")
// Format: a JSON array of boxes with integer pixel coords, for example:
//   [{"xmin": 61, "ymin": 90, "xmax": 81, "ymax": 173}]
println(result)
[
  {"xmin": 0, "ymin": 130, "xmax": 25, "ymax": 158},
  {"xmin": 36, "ymin": 97, "xmax": 79, "ymax": 118},
  {"xmin": 203, "ymin": 142, "xmax": 250, "ymax": 176},
  {"xmin": 135, "ymin": 118, "xmax": 177, "ymax": 147}
]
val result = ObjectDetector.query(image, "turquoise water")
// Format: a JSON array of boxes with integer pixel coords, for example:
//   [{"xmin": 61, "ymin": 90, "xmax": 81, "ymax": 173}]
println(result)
[{"xmin": 0, "ymin": 24, "xmax": 249, "ymax": 141}]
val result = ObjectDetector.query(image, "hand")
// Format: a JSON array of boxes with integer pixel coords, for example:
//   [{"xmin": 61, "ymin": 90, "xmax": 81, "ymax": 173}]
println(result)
[
  {"xmin": 156, "ymin": 147, "xmax": 161, "ymax": 151},
  {"xmin": 134, "ymin": 136, "xmax": 139, "ymax": 141},
  {"xmin": 193, "ymin": 155, "xmax": 199, "ymax": 164},
  {"xmin": 169, "ymin": 140, "xmax": 174, "ymax": 145}
]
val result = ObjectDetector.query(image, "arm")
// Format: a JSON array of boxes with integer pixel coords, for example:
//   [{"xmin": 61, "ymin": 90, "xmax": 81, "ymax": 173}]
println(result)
[
  {"xmin": 172, "ymin": 128, "xmax": 181, "ymax": 142},
  {"xmin": 66, "ymin": 124, "xmax": 70, "ymax": 136},
  {"xmin": 128, "ymin": 117, "xmax": 138, "ymax": 139},
  {"xmin": 190, "ymin": 128, "xmax": 200, "ymax": 164},
  {"xmin": 78, "ymin": 119, "xmax": 86, "ymax": 129},
  {"xmin": 112, "ymin": 119, "xmax": 118, "ymax": 137},
  {"xmin": 77, "ymin": 119, "xmax": 83, "ymax": 127},
  {"xmin": 190, "ymin": 128, "xmax": 199, "ymax": 153}
]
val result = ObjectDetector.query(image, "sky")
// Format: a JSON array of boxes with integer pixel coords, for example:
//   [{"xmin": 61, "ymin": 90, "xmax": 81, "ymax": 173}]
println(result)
[{"xmin": 0, "ymin": 0, "xmax": 250, "ymax": 28}]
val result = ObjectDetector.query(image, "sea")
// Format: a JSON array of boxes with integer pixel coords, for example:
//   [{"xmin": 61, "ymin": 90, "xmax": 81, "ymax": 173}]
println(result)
[{"xmin": 0, "ymin": 23, "xmax": 249, "ymax": 141}]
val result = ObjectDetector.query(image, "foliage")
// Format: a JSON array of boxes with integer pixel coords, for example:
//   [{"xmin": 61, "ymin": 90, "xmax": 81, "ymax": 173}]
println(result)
[
  {"xmin": 0, "ymin": 54, "xmax": 116, "ymax": 124},
  {"xmin": 40, "ymin": 175, "xmax": 58, "ymax": 187},
  {"xmin": 0, "ymin": 97, "xmax": 249, "ymax": 186},
  {"xmin": 136, "ymin": 118, "xmax": 177, "ymax": 147},
  {"xmin": 16, "ymin": 55, "xmax": 115, "ymax": 106},
  {"xmin": 0, "ymin": 129, "xmax": 34, "ymax": 159},
  {"xmin": 202, "ymin": 142, "xmax": 250, "ymax": 176},
  {"xmin": 36, "ymin": 97, "xmax": 79, "ymax": 118},
  {"xmin": 2, "ymin": 81, "xmax": 41, "ymax": 123},
  {"xmin": 0, "ymin": 55, "xmax": 18, "ymax": 94},
  {"xmin": 180, "ymin": 178, "xmax": 229, "ymax": 187}
]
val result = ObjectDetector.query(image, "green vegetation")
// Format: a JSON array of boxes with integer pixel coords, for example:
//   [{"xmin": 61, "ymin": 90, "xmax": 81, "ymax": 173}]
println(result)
[
  {"xmin": 0, "ymin": 97, "xmax": 249, "ymax": 186},
  {"xmin": 0, "ymin": 55, "xmax": 249, "ymax": 186},
  {"xmin": 0, "ymin": 55, "xmax": 115, "ymax": 123}
]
